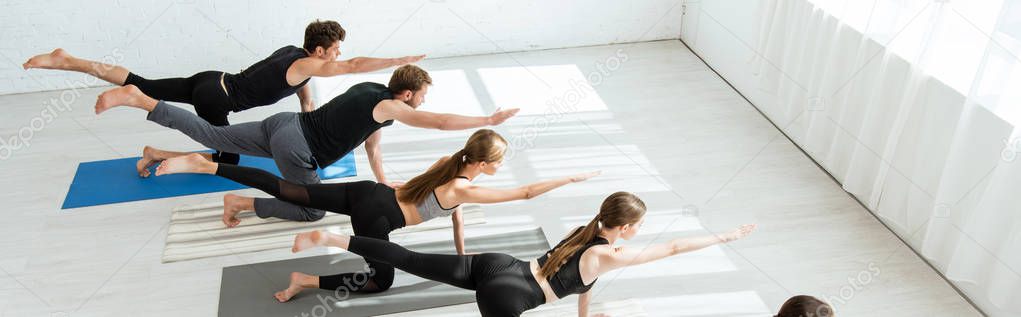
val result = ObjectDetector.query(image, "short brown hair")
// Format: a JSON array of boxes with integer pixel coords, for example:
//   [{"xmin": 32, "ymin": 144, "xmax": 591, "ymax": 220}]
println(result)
[
  {"xmin": 388, "ymin": 65, "xmax": 432, "ymax": 94},
  {"xmin": 304, "ymin": 20, "xmax": 345, "ymax": 52}
]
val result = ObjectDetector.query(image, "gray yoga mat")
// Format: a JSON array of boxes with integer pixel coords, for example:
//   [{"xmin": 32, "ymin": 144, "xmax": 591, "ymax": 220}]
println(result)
[{"xmin": 218, "ymin": 227, "xmax": 551, "ymax": 317}]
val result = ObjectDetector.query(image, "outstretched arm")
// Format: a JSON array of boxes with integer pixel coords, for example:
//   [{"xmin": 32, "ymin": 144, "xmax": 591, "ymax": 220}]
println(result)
[
  {"xmin": 377, "ymin": 100, "xmax": 520, "ymax": 131},
  {"xmin": 297, "ymin": 84, "xmax": 315, "ymax": 112},
  {"xmin": 338, "ymin": 56, "xmax": 425, "ymax": 74},
  {"xmin": 601, "ymin": 225, "xmax": 756, "ymax": 272},
  {"xmin": 296, "ymin": 55, "xmax": 425, "ymax": 77},
  {"xmin": 457, "ymin": 171, "xmax": 600, "ymax": 204}
]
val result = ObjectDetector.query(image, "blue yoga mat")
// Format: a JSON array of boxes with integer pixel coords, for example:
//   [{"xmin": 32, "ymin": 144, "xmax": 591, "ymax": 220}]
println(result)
[{"xmin": 61, "ymin": 152, "xmax": 357, "ymax": 209}]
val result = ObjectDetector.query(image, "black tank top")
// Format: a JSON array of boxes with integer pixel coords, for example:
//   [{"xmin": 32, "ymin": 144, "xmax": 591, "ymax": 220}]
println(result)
[
  {"xmin": 536, "ymin": 227, "xmax": 609, "ymax": 298},
  {"xmin": 299, "ymin": 82, "xmax": 395, "ymax": 168},
  {"xmin": 223, "ymin": 45, "xmax": 310, "ymax": 110}
]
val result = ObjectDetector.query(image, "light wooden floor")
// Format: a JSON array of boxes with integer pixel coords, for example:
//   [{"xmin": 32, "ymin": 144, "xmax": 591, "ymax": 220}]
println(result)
[{"xmin": 0, "ymin": 40, "xmax": 982, "ymax": 316}]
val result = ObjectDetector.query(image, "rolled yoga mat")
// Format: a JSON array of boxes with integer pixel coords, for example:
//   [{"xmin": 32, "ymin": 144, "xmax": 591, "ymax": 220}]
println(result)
[
  {"xmin": 163, "ymin": 203, "xmax": 487, "ymax": 263},
  {"xmin": 218, "ymin": 227, "xmax": 550, "ymax": 317},
  {"xmin": 61, "ymin": 151, "xmax": 356, "ymax": 209}
]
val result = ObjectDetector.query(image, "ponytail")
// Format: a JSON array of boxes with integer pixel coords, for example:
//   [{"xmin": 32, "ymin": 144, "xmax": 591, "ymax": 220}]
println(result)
[
  {"xmin": 539, "ymin": 192, "xmax": 647, "ymax": 279},
  {"xmin": 398, "ymin": 129, "xmax": 508, "ymax": 205},
  {"xmin": 398, "ymin": 149, "xmax": 466, "ymax": 205},
  {"xmin": 539, "ymin": 215, "xmax": 602, "ymax": 278}
]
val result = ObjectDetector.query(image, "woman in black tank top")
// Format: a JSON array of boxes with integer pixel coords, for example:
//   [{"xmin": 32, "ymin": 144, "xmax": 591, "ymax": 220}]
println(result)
[
  {"xmin": 23, "ymin": 20, "xmax": 423, "ymax": 167},
  {"xmin": 278, "ymin": 192, "xmax": 756, "ymax": 316}
]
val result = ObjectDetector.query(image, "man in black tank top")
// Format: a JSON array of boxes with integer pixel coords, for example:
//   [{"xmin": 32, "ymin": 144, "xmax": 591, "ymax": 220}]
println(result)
[
  {"xmin": 24, "ymin": 20, "xmax": 424, "ymax": 169},
  {"xmin": 92, "ymin": 64, "xmax": 520, "ymax": 223}
]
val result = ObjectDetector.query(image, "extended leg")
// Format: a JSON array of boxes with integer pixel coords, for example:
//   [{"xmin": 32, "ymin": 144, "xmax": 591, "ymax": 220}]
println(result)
[
  {"xmin": 94, "ymin": 85, "xmax": 159, "ymax": 114},
  {"xmin": 95, "ymin": 87, "xmax": 268, "ymax": 156},
  {"xmin": 97, "ymin": 86, "xmax": 272, "ymax": 157},
  {"xmin": 206, "ymin": 163, "xmax": 351, "ymax": 212},
  {"xmin": 293, "ymin": 232, "xmax": 476, "ymax": 290},
  {"xmin": 156, "ymin": 159, "xmax": 355, "ymax": 226},
  {"xmin": 24, "ymin": 48, "xmax": 129, "ymax": 85}
]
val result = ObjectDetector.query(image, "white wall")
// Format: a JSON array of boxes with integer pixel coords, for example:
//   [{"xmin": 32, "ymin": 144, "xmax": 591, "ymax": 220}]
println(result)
[
  {"xmin": 681, "ymin": 0, "xmax": 1018, "ymax": 316},
  {"xmin": 0, "ymin": 0, "xmax": 682, "ymax": 95}
]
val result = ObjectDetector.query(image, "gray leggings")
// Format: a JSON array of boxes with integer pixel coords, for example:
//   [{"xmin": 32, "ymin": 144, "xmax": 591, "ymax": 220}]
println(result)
[{"xmin": 147, "ymin": 101, "xmax": 326, "ymax": 221}]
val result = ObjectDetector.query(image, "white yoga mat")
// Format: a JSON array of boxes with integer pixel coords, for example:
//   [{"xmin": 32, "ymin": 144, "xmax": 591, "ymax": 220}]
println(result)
[{"xmin": 162, "ymin": 202, "xmax": 486, "ymax": 263}]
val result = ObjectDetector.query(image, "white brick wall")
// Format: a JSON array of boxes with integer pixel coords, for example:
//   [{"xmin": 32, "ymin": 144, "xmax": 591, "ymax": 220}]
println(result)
[{"xmin": 0, "ymin": 0, "xmax": 682, "ymax": 95}]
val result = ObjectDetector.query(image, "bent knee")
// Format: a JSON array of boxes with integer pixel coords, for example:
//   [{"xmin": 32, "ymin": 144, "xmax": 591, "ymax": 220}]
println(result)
[
  {"xmin": 364, "ymin": 276, "xmax": 394, "ymax": 293},
  {"xmin": 300, "ymin": 207, "xmax": 326, "ymax": 221},
  {"xmin": 365, "ymin": 266, "xmax": 395, "ymax": 292}
]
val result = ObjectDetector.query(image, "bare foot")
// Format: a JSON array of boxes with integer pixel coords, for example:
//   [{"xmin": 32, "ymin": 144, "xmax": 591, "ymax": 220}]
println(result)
[
  {"xmin": 222, "ymin": 194, "xmax": 247, "ymax": 228},
  {"xmin": 292, "ymin": 230, "xmax": 326, "ymax": 253},
  {"xmin": 274, "ymin": 272, "xmax": 317, "ymax": 302},
  {"xmin": 23, "ymin": 48, "xmax": 71, "ymax": 70},
  {"xmin": 155, "ymin": 153, "xmax": 209, "ymax": 176},
  {"xmin": 136, "ymin": 146, "xmax": 160, "ymax": 178},
  {"xmin": 95, "ymin": 85, "xmax": 148, "ymax": 114}
]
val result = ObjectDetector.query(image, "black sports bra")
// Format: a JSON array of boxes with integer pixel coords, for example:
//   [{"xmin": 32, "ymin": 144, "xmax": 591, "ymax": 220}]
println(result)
[{"xmin": 536, "ymin": 226, "xmax": 608, "ymax": 298}]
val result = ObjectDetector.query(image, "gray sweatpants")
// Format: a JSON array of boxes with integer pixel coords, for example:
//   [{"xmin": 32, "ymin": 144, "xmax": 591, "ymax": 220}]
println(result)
[{"xmin": 147, "ymin": 101, "xmax": 327, "ymax": 221}]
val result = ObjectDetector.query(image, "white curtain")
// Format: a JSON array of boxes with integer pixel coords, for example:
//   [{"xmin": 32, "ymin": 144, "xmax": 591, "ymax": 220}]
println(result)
[{"xmin": 749, "ymin": 0, "xmax": 1021, "ymax": 315}]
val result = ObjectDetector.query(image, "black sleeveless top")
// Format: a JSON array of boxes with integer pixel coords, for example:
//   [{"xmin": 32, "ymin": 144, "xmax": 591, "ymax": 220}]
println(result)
[
  {"xmin": 537, "ymin": 227, "xmax": 609, "ymax": 298},
  {"xmin": 299, "ymin": 82, "xmax": 395, "ymax": 168},
  {"xmin": 223, "ymin": 45, "xmax": 310, "ymax": 110}
]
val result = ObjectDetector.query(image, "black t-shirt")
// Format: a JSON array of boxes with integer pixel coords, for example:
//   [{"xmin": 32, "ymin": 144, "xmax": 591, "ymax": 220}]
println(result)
[
  {"xmin": 299, "ymin": 82, "xmax": 395, "ymax": 168},
  {"xmin": 224, "ymin": 45, "xmax": 310, "ymax": 110}
]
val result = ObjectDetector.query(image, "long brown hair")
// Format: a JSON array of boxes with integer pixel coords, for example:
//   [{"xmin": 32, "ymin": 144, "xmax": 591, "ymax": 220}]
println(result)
[
  {"xmin": 539, "ymin": 192, "xmax": 647, "ymax": 278},
  {"xmin": 775, "ymin": 295, "xmax": 833, "ymax": 317},
  {"xmin": 397, "ymin": 129, "xmax": 507, "ymax": 205}
]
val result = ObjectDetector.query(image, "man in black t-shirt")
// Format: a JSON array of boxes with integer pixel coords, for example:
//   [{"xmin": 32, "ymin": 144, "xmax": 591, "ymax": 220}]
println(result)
[
  {"xmin": 25, "ymin": 20, "xmax": 424, "ymax": 166},
  {"xmin": 93, "ymin": 64, "xmax": 519, "ymax": 224}
]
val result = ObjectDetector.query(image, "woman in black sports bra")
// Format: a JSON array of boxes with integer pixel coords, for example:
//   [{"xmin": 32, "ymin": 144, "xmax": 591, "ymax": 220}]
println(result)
[
  {"xmin": 284, "ymin": 192, "xmax": 757, "ymax": 316},
  {"xmin": 23, "ymin": 19, "xmax": 423, "ymax": 168}
]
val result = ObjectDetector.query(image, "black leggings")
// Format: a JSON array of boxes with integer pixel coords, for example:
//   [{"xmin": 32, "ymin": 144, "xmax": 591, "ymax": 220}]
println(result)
[
  {"xmin": 125, "ymin": 71, "xmax": 240, "ymax": 164},
  {"xmin": 348, "ymin": 235, "xmax": 546, "ymax": 317},
  {"xmin": 214, "ymin": 164, "xmax": 406, "ymax": 292}
]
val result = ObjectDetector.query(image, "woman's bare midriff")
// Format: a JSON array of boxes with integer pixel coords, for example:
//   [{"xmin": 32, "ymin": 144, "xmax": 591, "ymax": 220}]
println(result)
[
  {"xmin": 391, "ymin": 187, "xmax": 421, "ymax": 226},
  {"xmin": 530, "ymin": 260, "xmax": 559, "ymax": 304},
  {"xmin": 397, "ymin": 199, "xmax": 423, "ymax": 226}
]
